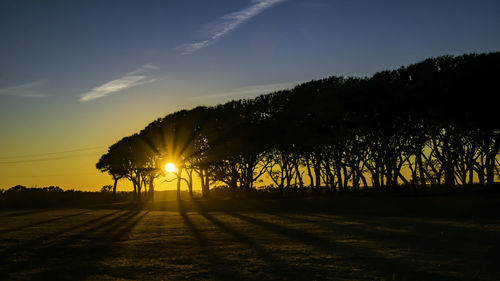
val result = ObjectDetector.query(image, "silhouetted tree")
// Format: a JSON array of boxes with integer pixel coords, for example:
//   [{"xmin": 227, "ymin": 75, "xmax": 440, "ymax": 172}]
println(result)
[{"xmin": 97, "ymin": 52, "xmax": 500, "ymax": 197}]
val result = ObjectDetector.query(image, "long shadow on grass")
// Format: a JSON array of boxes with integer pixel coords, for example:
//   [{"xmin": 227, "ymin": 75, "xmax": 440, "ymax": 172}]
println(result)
[
  {"xmin": 0, "ymin": 210, "xmax": 122, "ymax": 258},
  {"xmin": 2, "ymin": 209, "xmax": 149, "ymax": 280},
  {"xmin": 0, "ymin": 210, "xmax": 135, "ymax": 267},
  {"xmin": 34, "ymin": 210, "xmax": 150, "ymax": 281},
  {"xmin": 178, "ymin": 199, "xmax": 239, "ymax": 280},
  {"xmin": 0, "ymin": 209, "xmax": 92, "ymax": 234},
  {"xmin": 222, "ymin": 209, "xmax": 454, "ymax": 281},
  {"xmin": 191, "ymin": 199, "xmax": 307, "ymax": 280},
  {"xmin": 270, "ymin": 211, "xmax": 500, "ymax": 256},
  {"xmin": 0, "ymin": 209, "xmax": 51, "ymax": 218},
  {"xmin": 265, "ymin": 211, "xmax": 500, "ymax": 279}
]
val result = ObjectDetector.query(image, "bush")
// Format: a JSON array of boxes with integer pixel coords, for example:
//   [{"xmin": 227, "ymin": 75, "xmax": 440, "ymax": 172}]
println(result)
[
  {"xmin": 101, "ymin": 185, "xmax": 113, "ymax": 192},
  {"xmin": 0, "ymin": 185, "xmax": 134, "ymax": 208}
]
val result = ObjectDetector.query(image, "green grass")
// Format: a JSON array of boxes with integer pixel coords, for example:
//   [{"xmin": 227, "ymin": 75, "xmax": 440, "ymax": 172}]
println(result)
[{"xmin": 0, "ymin": 196, "xmax": 499, "ymax": 280}]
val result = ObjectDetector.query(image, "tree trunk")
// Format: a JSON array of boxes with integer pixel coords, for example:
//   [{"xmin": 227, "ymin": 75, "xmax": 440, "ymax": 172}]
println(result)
[
  {"xmin": 443, "ymin": 162, "xmax": 455, "ymax": 187},
  {"xmin": 324, "ymin": 159, "xmax": 335, "ymax": 192},
  {"xmin": 486, "ymin": 136, "xmax": 499, "ymax": 185},
  {"xmin": 314, "ymin": 165, "xmax": 321, "ymax": 189},
  {"xmin": 112, "ymin": 177, "xmax": 118, "ymax": 201},
  {"xmin": 305, "ymin": 153, "xmax": 314, "ymax": 188},
  {"xmin": 486, "ymin": 155, "xmax": 495, "ymax": 185},
  {"xmin": 149, "ymin": 179, "xmax": 154, "ymax": 202},
  {"xmin": 294, "ymin": 160, "xmax": 303, "ymax": 189},
  {"xmin": 188, "ymin": 173, "xmax": 193, "ymax": 198},
  {"xmin": 176, "ymin": 169, "xmax": 183, "ymax": 200},
  {"xmin": 199, "ymin": 169, "xmax": 209, "ymax": 198},
  {"xmin": 204, "ymin": 171, "xmax": 210, "ymax": 197},
  {"xmin": 468, "ymin": 149, "xmax": 475, "ymax": 185},
  {"xmin": 342, "ymin": 166, "xmax": 349, "ymax": 190},
  {"xmin": 360, "ymin": 173, "xmax": 368, "ymax": 188},
  {"xmin": 416, "ymin": 153, "xmax": 426, "ymax": 187},
  {"xmin": 335, "ymin": 162, "xmax": 343, "ymax": 191}
]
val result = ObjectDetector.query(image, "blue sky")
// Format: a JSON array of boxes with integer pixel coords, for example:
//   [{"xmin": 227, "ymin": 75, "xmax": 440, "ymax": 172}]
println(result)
[{"xmin": 1, "ymin": 0, "xmax": 499, "ymax": 189}]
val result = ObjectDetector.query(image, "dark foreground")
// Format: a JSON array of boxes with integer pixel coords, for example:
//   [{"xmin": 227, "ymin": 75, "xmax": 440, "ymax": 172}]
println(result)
[{"xmin": 0, "ymin": 196, "xmax": 499, "ymax": 280}]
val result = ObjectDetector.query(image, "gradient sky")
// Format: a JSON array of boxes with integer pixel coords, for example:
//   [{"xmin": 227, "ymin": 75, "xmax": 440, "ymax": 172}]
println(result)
[{"xmin": 1, "ymin": 0, "xmax": 499, "ymax": 191}]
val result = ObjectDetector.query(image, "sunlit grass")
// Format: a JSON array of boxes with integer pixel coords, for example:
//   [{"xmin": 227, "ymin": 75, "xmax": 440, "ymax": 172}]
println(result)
[{"xmin": 0, "ymin": 198, "xmax": 499, "ymax": 280}]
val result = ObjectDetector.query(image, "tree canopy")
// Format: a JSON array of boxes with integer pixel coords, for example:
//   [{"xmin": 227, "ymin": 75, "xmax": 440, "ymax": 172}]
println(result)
[{"xmin": 98, "ymin": 52, "xmax": 500, "ymax": 199}]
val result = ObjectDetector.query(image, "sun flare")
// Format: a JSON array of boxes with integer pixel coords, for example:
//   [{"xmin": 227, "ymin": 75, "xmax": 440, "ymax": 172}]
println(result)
[{"xmin": 164, "ymin": 163, "xmax": 176, "ymax": 173}]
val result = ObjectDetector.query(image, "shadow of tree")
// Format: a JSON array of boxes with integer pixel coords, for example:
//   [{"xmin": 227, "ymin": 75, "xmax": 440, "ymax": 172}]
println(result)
[
  {"xmin": 0, "ymin": 209, "xmax": 92, "ymax": 234},
  {"xmin": 191, "ymin": 199, "xmax": 307, "ymax": 280},
  {"xmin": 1, "ymin": 209, "xmax": 149, "ymax": 280},
  {"xmin": 222, "ymin": 210, "xmax": 454, "ymax": 280},
  {"xmin": 178, "ymin": 199, "xmax": 239, "ymax": 280},
  {"xmin": 0, "ymin": 210, "xmax": 122, "ymax": 258},
  {"xmin": 263, "ymin": 211, "xmax": 500, "ymax": 279},
  {"xmin": 0, "ymin": 209, "xmax": 51, "ymax": 218}
]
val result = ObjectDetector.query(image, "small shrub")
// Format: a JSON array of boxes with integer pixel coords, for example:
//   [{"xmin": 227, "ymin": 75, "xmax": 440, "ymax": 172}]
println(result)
[{"xmin": 101, "ymin": 185, "xmax": 113, "ymax": 192}]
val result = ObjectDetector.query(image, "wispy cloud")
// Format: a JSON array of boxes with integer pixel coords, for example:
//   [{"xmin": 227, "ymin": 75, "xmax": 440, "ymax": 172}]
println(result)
[
  {"xmin": 190, "ymin": 80, "xmax": 300, "ymax": 103},
  {"xmin": 181, "ymin": 0, "xmax": 286, "ymax": 54},
  {"xmin": 0, "ymin": 79, "xmax": 49, "ymax": 98},
  {"xmin": 79, "ymin": 64, "xmax": 158, "ymax": 102}
]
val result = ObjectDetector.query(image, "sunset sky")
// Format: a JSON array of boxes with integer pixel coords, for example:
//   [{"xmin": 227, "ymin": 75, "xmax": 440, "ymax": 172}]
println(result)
[{"xmin": 1, "ymin": 0, "xmax": 499, "ymax": 190}]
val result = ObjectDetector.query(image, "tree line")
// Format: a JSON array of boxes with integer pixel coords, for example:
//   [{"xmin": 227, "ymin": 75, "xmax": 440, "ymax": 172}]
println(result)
[
  {"xmin": 97, "ymin": 52, "xmax": 500, "ymax": 200},
  {"xmin": 0, "ymin": 185, "xmax": 136, "ymax": 208}
]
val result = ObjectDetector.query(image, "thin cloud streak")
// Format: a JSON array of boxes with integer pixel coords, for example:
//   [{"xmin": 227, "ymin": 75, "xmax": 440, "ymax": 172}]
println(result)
[
  {"xmin": 0, "ymin": 79, "xmax": 49, "ymax": 98},
  {"xmin": 181, "ymin": 0, "xmax": 286, "ymax": 54},
  {"xmin": 79, "ymin": 64, "xmax": 158, "ymax": 102}
]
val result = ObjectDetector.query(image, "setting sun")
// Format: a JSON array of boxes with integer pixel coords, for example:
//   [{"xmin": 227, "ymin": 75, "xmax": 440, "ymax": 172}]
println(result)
[
  {"xmin": 1, "ymin": 0, "xmax": 500, "ymax": 280},
  {"xmin": 164, "ymin": 163, "xmax": 176, "ymax": 173}
]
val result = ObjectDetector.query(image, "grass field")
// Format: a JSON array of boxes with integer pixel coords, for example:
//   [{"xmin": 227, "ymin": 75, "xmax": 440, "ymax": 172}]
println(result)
[{"xmin": 1, "ymin": 196, "xmax": 499, "ymax": 280}]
